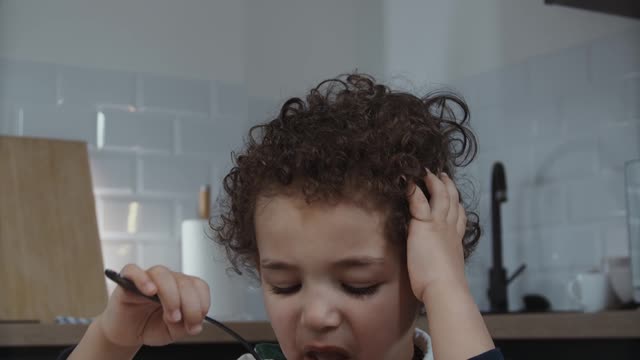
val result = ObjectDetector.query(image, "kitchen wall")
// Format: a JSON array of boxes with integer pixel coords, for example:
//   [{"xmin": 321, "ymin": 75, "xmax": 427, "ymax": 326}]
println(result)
[
  {"xmin": 382, "ymin": 0, "xmax": 640, "ymax": 85},
  {"xmin": 0, "ymin": 56, "xmax": 250, "ymax": 293},
  {"xmin": 2, "ymin": 0, "xmax": 639, "ymax": 314},
  {"xmin": 246, "ymin": 0, "xmax": 384, "ymax": 101},
  {"xmin": 0, "ymin": 0, "xmax": 251, "ymax": 298},
  {"xmin": 458, "ymin": 28, "xmax": 640, "ymax": 312},
  {"xmin": 382, "ymin": 0, "xmax": 640, "ymax": 311},
  {"xmin": 0, "ymin": 0, "xmax": 382, "ymax": 301}
]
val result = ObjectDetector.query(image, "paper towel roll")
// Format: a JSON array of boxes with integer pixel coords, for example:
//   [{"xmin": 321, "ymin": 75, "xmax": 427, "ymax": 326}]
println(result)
[{"xmin": 181, "ymin": 219, "xmax": 251, "ymax": 321}]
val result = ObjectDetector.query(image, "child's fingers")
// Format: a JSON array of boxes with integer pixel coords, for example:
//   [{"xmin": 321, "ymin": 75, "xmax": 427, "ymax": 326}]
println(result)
[
  {"xmin": 440, "ymin": 173, "xmax": 459, "ymax": 224},
  {"xmin": 456, "ymin": 203, "xmax": 467, "ymax": 238},
  {"xmin": 424, "ymin": 170, "xmax": 450, "ymax": 221},
  {"xmin": 147, "ymin": 266, "xmax": 183, "ymax": 324},
  {"xmin": 176, "ymin": 278, "xmax": 204, "ymax": 335},
  {"xmin": 192, "ymin": 278, "xmax": 211, "ymax": 317},
  {"xmin": 119, "ymin": 264, "xmax": 158, "ymax": 296},
  {"xmin": 407, "ymin": 180, "xmax": 432, "ymax": 221}
]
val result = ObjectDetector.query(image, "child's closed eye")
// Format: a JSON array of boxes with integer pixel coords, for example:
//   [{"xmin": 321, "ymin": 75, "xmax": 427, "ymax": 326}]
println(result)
[
  {"xmin": 268, "ymin": 283, "xmax": 381, "ymax": 298},
  {"xmin": 342, "ymin": 283, "xmax": 380, "ymax": 298},
  {"xmin": 269, "ymin": 284, "xmax": 301, "ymax": 295}
]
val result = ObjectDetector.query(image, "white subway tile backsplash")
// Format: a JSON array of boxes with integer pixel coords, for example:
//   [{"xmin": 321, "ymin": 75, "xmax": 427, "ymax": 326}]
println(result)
[
  {"xmin": 140, "ymin": 154, "xmax": 211, "ymax": 194},
  {"xmin": 589, "ymin": 28, "xmax": 640, "ymax": 87},
  {"xmin": 538, "ymin": 225, "xmax": 602, "ymax": 270},
  {"xmin": 0, "ymin": 58, "xmax": 249, "ymax": 285},
  {"xmin": 465, "ymin": 256, "xmax": 488, "ymax": 281},
  {"xmin": 249, "ymin": 96, "xmax": 278, "ymax": 124},
  {"xmin": 466, "ymin": 229, "xmax": 490, "ymax": 273},
  {"xmin": 471, "ymin": 106, "xmax": 507, "ymax": 151},
  {"xmin": 502, "ymin": 233, "xmax": 523, "ymax": 272},
  {"xmin": 627, "ymin": 163, "xmax": 640, "ymax": 186},
  {"xmin": 59, "ymin": 65, "xmax": 136, "ymax": 107},
  {"xmin": 518, "ymin": 182, "xmax": 568, "ymax": 229},
  {"xmin": 0, "ymin": 28, "xmax": 635, "ymax": 307},
  {"xmin": 559, "ymin": 86, "xmax": 626, "ymax": 137},
  {"xmin": 459, "ymin": 28, "xmax": 639, "ymax": 308},
  {"xmin": 600, "ymin": 216, "xmax": 630, "ymax": 258},
  {"xmin": 623, "ymin": 72, "xmax": 640, "ymax": 120},
  {"xmin": 598, "ymin": 122, "xmax": 640, "ymax": 171},
  {"xmin": 220, "ymin": 117, "xmax": 251, "ymax": 153},
  {"xmin": 628, "ymin": 185, "xmax": 640, "ymax": 217},
  {"xmin": 208, "ymin": 164, "xmax": 230, "ymax": 211},
  {"xmin": 138, "ymin": 241, "xmax": 182, "ymax": 272},
  {"xmin": 101, "ymin": 240, "xmax": 138, "ymax": 295},
  {"xmin": 212, "ymin": 81, "xmax": 248, "ymax": 117},
  {"xmin": 568, "ymin": 171, "xmax": 627, "ymax": 222},
  {"xmin": 101, "ymin": 196, "xmax": 174, "ymax": 237},
  {"xmin": 528, "ymin": 101, "xmax": 562, "ymax": 141},
  {"xmin": 519, "ymin": 229, "xmax": 545, "ymax": 271},
  {"xmin": 532, "ymin": 136, "xmax": 598, "ymax": 182},
  {"xmin": 177, "ymin": 114, "xmax": 218, "ymax": 154},
  {"xmin": 0, "ymin": 58, "xmax": 57, "ymax": 105},
  {"xmin": 528, "ymin": 44, "xmax": 589, "ymax": 101},
  {"xmin": 140, "ymin": 74, "xmax": 210, "ymax": 114},
  {"xmin": 179, "ymin": 113, "xmax": 250, "ymax": 156},
  {"xmin": 477, "ymin": 146, "xmax": 533, "ymax": 190},
  {"xmin": 177, "ymin": 198, "xmax": 201, "ymax": 232},
  {"xmin": 101, "ymin": 109, "xmax": 174, "ymax": 152},
  {"xmin": 89, "ymin": 150, "xmax": 137, "ymax": 193},
  {"xmin": 476, "ymin": 192, "xmax": 491, "ymax": 233},
  {"xmin": 486, "ymin": 101, "xmax": 549, "ymax": 146},
  {"xmin": 20, "ymin": 105, "xmax": 98, "ymax": 146},
  {"xmin": 498, "ymin": 188, "xmax": 529, "ymax": 231},
  {"xmin": 0, "ymin": 104, "xmax": 15, "ymax": 135},
  {"xmin": 454, "ymin": 62, "xmax": 530, "ymax": 108}
]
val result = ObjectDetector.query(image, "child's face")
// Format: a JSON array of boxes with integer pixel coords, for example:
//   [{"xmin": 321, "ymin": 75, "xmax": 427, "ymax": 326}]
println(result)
[{"xmin": 255, "ymin": 193, "xmax": 420, "ymax": 360}]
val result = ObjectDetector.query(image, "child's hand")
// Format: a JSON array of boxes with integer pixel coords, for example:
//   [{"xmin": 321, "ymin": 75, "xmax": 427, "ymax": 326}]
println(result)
[
  {"xmin": 96, "ymin": 264, "xmax": 211, "ymax": 348},
  {"xmin": 406, "ymin": 170, "xmax": 468, "ymax": 301}
]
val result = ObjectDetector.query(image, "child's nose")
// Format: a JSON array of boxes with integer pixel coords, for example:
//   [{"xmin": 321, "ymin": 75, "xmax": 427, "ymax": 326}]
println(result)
[{"xmin": 300, "ymin": 294, "xmax": 342, "ymax": 332}]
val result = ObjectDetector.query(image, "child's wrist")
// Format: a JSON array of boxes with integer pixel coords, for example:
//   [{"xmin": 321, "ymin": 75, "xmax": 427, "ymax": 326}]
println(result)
[
  {"xmin": 420, "ymin": 276, "xmax": 471, "ymax": 304},
  {"xmin": 421, "ymin": 279, "xmax": 495, "ymax": 359},
  {"xmin": 68, "ymin": 315, "xmax": 141, "ymax": 360},
  {"xmin": 92, "ymin": 315, "xmax": 142, "ymax": 353}
]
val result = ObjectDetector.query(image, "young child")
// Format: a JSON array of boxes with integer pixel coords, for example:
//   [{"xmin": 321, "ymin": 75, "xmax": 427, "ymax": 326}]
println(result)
[{"xmin": 59, "ymin": 74, "xmax": 503, "ymax": 360}]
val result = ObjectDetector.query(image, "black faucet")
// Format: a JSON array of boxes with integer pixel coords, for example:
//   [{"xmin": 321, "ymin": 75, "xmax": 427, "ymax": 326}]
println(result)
[{"xmin": 487, "ymin": 162, "xmax": 526, "ymax": 313}]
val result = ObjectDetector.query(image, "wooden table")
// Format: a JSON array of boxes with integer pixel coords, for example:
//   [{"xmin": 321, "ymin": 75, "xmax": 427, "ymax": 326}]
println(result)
[{"xmin": 2, "ymin": 310, "xmax": 639, "ymax": 347}]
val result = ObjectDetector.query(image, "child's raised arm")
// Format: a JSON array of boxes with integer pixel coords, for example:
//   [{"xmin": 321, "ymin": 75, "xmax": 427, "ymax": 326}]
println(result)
[
  {"xmin": 406, "ymin": 170, "xmax": 496, "ymax": 360},
  {"xmin": 66, "ymin": 315, "xmax": 140, "ymax": 360},
  {"xmin": 63, "ymin": 264, "xmax": 211, "ymax": 359}
]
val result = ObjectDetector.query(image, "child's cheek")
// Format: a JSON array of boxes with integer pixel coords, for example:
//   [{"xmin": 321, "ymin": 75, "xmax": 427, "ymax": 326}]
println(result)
[
  {"xmin": 263, "ymin": 294, "xmax": 296, "ymax": 330},
  {"xmin": 264, "ymin": 298, "xmax": 299, "ymax": 357}
]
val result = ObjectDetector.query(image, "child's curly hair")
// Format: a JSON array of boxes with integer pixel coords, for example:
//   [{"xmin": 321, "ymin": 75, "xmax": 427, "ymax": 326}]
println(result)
[{"xmin": 212, "ymin": 73, "xmax": 480, "ymax": 276}]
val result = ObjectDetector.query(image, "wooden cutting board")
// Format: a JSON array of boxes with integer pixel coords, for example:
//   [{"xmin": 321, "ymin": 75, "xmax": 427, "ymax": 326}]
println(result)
[{"xmin": 0, "ymin": 136, "xmax": 107, "ymax": 323}]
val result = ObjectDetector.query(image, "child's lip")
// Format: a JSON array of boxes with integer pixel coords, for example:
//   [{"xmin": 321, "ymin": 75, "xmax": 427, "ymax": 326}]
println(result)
[
  {"xmin": 304, "ymin": 352, "xmax": 349, "ymax": 360},
  {"xmin": 303, "ymin": 344, "xmax": 350, "ymax": 359}
]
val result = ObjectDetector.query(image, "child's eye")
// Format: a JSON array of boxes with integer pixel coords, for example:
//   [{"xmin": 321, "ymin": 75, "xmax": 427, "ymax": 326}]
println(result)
[
  {"xmin": 269, "ymin": 283, "xmax": 380, "ymax": 298},
  {"xmin": 342, "ymin": 284, "xmax": 380, "ymax": 298},
  {"xmin": 269, "ymin": 284, "xmax": 301, "ymax": 295}
]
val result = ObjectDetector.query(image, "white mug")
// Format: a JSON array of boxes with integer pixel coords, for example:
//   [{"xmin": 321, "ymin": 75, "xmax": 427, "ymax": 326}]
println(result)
[{"xmin": 566, "ymin": 271, "xmax": 614, "ymax": 313}]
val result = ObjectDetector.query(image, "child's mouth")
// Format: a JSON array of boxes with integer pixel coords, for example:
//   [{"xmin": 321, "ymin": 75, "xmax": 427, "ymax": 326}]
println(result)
[{"xmin": 305, "ymin": 352, "xmax": 349, "ymax": 360}]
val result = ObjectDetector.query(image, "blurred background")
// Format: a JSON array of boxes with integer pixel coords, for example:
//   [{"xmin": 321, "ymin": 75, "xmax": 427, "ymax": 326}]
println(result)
[{"xmin": 0, "ymin": 1, "xmax": 639, "ymax": 357}]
